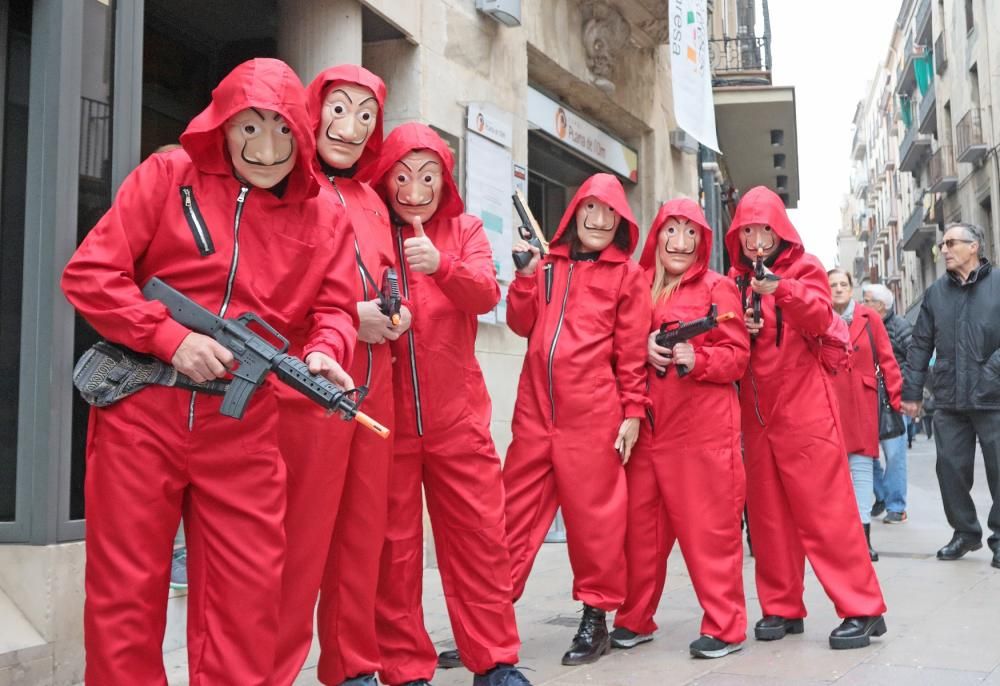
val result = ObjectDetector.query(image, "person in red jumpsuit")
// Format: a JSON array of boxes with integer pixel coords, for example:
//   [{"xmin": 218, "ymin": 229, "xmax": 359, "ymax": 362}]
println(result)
[
  {"xmin": 365, "ymin": 123, "xmax": 531, "ymax": 686},
  {"xmin": 61, "ymin": 58, "xmax": 357, "ymax": 685},
  {"xmin": 610, "ymin": 198, "xmax": 749, "ymax": 659},
  {"xmin": 503, "ymin": 173, "xmax": 651, "ymax": 666},
  {"xmin": 725, "ymin": 186, "xmax": 887, "ymax": 650},
  {"xmin": 828, "ymin": 268, "xmax": 903, "ymax": 562},
  {"xmin": 269, "ymin": 65, "xmax": 408, "ymax": 686}
]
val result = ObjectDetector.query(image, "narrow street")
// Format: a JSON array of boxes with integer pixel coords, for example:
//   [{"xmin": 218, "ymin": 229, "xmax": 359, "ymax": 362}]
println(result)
[{"xmin": 160, "ymin": 431, "xmax": 1000, "ymax": 685}]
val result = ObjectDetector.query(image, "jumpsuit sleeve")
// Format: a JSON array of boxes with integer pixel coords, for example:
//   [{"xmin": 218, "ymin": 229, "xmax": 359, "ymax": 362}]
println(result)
[
  {"xmin": 505, "ymin": 269, "xmax": 540, "ymax": 338},
  {"xmin": 613, "ymin": 265, "xmax": 653, "ymax": 419},
  {"xmin": 430, "ymin": 216, "xmax": 501, "ymax": 315},
  {"xmin": 771, "ymin": 257, "xmax": 836, "ymax": 337},
  {"xmin": 61, "ymin": 155, "xmax": 191, "ymax": 363},
  {"xmin": 690, "ymin": 278, "xmax": 751, "ymax": 384},
  {"xmin": 903, "ymin": 295, "xmax": 935, "ymax": 402},
  {"xmin": 302, "ymin": 208, "xmax": 361, "ymax": 369},
  {"xmin": 871, "ymin": 313, "xmax": 903, "ymax": 410}
]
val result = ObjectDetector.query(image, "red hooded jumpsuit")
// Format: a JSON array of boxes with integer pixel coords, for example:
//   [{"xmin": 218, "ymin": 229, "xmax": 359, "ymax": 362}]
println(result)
[
  {"xmin": 61, "ymin": 59, "xmax": 358, "ymax": 685},
  {"xmin": 366, "ymin": 123, "xmax": 521, "ymax": 684},
  {"xmin": 269, "ymin": 65, "xmax": 396, "ymax": 686},
  {"xmin": 503, "ymin": 173, "xmax": 651, "ymax": 612},
  {"xmin": 725, "ymin": 187, "xmax": 885, "ymax": 622},
  {"xmin": 613, "ymin": 199, "xmax": 749, "ymax": 644}
]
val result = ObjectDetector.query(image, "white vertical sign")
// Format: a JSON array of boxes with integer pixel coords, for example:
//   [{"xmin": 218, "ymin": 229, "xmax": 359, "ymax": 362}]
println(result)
[{"xmin": 670, "ymin": 0, "xmax": 719, "ymax": 152}]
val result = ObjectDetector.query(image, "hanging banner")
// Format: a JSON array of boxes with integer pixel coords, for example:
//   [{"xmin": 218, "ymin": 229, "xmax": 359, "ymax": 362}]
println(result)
[{"xmin": 670, "ymin": 0, "xmax": 720, "ymax": 152}]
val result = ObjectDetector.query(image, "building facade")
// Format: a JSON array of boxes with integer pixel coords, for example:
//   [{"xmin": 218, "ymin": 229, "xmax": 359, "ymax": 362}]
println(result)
[
  {"xmin": 839, "ymin": 0, "xmax": 1000, "ymax": 319},
  {"xmin": 0, "ymin": 0, "xmax": 800, "ymax": 680}
]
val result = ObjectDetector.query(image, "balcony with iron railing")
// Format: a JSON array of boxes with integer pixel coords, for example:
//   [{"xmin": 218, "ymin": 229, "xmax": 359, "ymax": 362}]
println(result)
[
  {"xmin": 928, "ymin": 145, "xmax": 957, "ymax": 193},
  {"xmin": 935, "ymin": 32, "xmax": 947, "ymax": 75},
  {"xmin": 915, "ymin": 0, "xmax": 932, "ymax": 44},
  {"xmin": 902, "ymin": 200, "xmax": 936, "ymax": 251},
  {"xmin": 852, "ymin": 126, "xmax": 866, "ymax": 161},
  {"xmin": 918, "ymin": 80, "xmax": 937, "ymax": 134},
  {"xmin": 851, "ymin": 169, "xmax": 869, "ymax": 198},
  {"xmin": 899, "ymin": 122, "xmax": 933, "ymax": 173},
  {"xmin": 709, "ymin": 35, "xmax": 772, "ymax": 86},
  {"xmin": 956, "ymin": 108, "xmax": 989, "ymax": 164}
]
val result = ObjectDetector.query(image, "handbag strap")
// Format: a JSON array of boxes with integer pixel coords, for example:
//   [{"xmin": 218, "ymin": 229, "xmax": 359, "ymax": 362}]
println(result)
[{"xmin": 863, "ymin": 321, "xmax": 884, "ymax": 378}]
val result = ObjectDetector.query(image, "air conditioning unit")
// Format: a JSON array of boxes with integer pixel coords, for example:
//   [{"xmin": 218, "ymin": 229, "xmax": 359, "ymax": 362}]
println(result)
[{"xmin": 475, "ymin": 0, "xmax": 521, "ymax": 27}]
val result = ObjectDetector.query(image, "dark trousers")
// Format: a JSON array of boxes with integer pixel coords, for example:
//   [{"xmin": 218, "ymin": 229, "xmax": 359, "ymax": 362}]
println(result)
[{"xmin": 933, "ymin": 410, "xmax": 1000, "ymax": 551}]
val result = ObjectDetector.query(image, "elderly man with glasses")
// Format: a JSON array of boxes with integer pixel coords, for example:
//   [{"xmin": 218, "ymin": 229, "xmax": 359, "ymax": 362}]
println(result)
[
  {"xmin": 862, "ymin": 283, "xmax": 913, "ymax": 524},
  {"xmin": 902, "ymin": 223, "xmax": 1000, "ymax": 570}
]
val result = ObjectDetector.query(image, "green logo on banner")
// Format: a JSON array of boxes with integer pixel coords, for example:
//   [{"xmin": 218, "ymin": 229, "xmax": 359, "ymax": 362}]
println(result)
[{"xmin": 687, "ymin": 10, "xmax": 695, "ymax": 23}]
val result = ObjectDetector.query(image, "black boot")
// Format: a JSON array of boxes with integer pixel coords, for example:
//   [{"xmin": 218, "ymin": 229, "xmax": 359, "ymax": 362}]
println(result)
[
  {"xmin": 437, "ymin": 649, "xmax": 461, "ymax": 669},
  {"xmin": 753, "ymin": 615, "xmax": 804, "ymax": 641},
  {"xmin": 865, "ymin": 523, "xmax": 879, "ymax": 562},
  {"xmin": 561, "ymin": 604, "xmax": 610, "ymax": 666},
  {"xmin": 829, "ymin": 616, "xmax": 887, "ymax": 649}
]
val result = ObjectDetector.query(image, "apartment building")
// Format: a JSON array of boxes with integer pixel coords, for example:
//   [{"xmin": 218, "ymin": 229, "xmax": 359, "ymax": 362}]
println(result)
[{"xmin": 840, "ymin": 0, "xmax": 1000, "ymax": 319}]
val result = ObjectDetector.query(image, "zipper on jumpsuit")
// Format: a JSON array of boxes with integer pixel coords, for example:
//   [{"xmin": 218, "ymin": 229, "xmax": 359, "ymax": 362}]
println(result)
[
  {"xmin": 331, "ymin": 178, "xmax": 375, "ymax": 387},
  {"xmin": 547, "ymin": 262, "xmax": 575, "ymax": 424},
  {"xmin": 188, "ymin": 185, "xmax": 250, "ymax": 431},
  {"xmin": 396, "ymin": 227, "xmax": 424, "ymax": 436}
]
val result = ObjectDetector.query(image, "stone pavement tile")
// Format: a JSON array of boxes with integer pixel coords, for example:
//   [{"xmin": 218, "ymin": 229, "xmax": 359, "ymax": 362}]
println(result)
[
  {"xmin": 687, "ymin": 672, "xmax": 832, "ymax": 685},
  {"xmin": 871, "ymin": 602, "xmax": 1000, "ymax": 672},
  {"xmin": 834, "ymin": 663, "xmax": 989, "ymax": 686},
  {"xmin": 709, "ymin": 636, "xmax": 876, "ymax": 682}
]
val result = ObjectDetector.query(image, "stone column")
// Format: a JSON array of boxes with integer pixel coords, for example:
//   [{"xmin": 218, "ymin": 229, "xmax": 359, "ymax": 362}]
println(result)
[{"xmin": 278, "ymin": 0, "xmax": 363, "ymax": 84}]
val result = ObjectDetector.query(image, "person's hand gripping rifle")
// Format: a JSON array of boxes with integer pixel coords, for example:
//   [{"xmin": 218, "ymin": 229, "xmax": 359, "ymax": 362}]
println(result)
[{"xmin": 651, "ymin": 304, "xmax": 736, "ymax": 378}]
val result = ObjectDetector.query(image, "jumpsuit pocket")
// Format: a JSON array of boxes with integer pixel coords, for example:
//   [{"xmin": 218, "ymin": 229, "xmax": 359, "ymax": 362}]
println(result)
[{"xmin": 250, "ymin": 231, "xmax": 317, "ymax": 320}]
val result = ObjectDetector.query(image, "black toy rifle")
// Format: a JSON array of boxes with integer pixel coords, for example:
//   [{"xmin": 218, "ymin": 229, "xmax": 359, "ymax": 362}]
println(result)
[
  {"xmin": 654, "ymin": 304, "xmax": 736, "ymax": 379},
  {"xmin": 142, "ymin": 277, "xmax": 389, "ymax": 437}
]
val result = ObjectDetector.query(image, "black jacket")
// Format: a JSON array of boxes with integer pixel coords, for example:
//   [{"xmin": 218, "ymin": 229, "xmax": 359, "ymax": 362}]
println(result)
[
  {"xmin": 903, "ymin": 259, "xmax": 1000, "ymax": 411},
  {"xmin": 883, "ymin": 311, "xmax": 913, "ymax": 371}
]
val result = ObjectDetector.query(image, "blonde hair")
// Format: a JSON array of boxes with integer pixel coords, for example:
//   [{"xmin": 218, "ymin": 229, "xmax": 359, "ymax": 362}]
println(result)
[{"xmin": 651, "ymin": 257, "xmax": 682, "ymax": 304}]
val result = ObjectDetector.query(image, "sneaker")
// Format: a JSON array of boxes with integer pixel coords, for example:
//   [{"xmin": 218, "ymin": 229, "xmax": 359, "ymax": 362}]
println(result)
[
  {"xmin": 883, "ymin": 511, "xmax": 908, "ymax": 524},
  {"xmin": 472, "ymin": 664, "xmax": 532, "ymax": 686},
  {"xmin": 870, "ymin": 500, "xmax": 886, "ymax": 518},
  {"xmin": 689, "ymin": 635, "xmax": 743, "ymax": 659},
  {"xmin": 169, "ymin": 547, "xmax": 188, "ymax": 590},
  {"xmin": 609, "ymin": 626, "xmax": 654, "ymax": 649},
  {"xmin": 341, "ymin": 676, "xmax": 378, "ymax": 685}
]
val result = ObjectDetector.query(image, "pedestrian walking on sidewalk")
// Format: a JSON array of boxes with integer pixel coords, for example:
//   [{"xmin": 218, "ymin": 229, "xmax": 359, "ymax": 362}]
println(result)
[
  {"xmin": 829, "ymin": 270, "xmax": 903, "ymax": 563},
  {"xmin": 901, "ymin": 223, "xmax": 1000, "ymax": 570},
  {"xmin": 862, "ymin": 283, "xmax": 913, "ymax": 523}
]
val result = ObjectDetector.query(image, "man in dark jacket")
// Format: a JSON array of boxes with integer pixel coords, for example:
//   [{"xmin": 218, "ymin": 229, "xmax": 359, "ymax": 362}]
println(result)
[
  {"xmin": 902, "ymin": 223, "xmax": 1000, "ymax": 570},
  {"xmin": 862, "ymin": 283, "xmax": 913, "ymax": 522}
]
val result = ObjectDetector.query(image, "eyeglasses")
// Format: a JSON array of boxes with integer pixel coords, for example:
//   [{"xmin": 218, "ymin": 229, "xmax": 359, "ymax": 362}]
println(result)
[{"xmin": 937, "ymin": 238, "xmax": 975, "ymax": 250}]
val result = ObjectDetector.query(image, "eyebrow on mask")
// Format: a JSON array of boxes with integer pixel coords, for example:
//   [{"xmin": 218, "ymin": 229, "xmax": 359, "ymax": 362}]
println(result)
[
  {"xmin": 331, "ymin": 89, "xmax": 354, "ymax": 104},
  {"xmin": 249, "ymin": 107, "xmax": 266, "ymax": 121},
  {"xmin": 418, "ymin": 160, "xmax": 441, "ymax": 171}
]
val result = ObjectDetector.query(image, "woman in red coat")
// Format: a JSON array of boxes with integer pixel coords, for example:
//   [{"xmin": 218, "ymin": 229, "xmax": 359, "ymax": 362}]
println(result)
[
  {"xmin": 611, "ymin": 199, "xmax": 749, "ymax": 659},
  {"xmin": 828, "ymin": 269, "xmax": 902, "ymax": 562},
  {"xmin": 504, "ymin": 173, "xmax": 651, "ymax": 666}
]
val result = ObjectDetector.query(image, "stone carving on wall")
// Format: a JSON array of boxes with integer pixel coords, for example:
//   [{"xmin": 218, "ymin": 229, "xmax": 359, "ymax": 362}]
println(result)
[{"xmin": 581, "ymin": 1, "xmax": 631, "ymax": 94}]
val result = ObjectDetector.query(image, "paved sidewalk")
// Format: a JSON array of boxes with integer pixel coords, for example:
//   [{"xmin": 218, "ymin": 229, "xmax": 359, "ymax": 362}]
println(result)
[{"xmin": 165, "ymin": 433, "xmax": 1000, "ymax": 685}]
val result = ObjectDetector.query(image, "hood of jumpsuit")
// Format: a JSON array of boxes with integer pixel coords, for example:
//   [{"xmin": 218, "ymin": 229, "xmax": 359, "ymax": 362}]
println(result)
[
  {"xmin": 724, "ymin": 185, "xmax": 805, "ymax": 274},
  {"xmin": 638, "ymin": 197, "xmax": 713, "ymax": 285},
  {"xmin": 179, "ymin": 58, "xmax": 319, "ymax": 204},
  {"xmin": 361, "ymin": 122, "xmax": 465, "ymax": 222},
  {"xmin": 550, "ymin": 173, "xmax": 639, "ymax": 260},
  {"xmin": 306, "ymin": 64, "xmax": 387, "ymax": 173}
]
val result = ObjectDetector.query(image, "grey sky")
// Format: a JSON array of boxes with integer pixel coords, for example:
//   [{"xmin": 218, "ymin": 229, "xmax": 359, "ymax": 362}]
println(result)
[{"xmin": 766, "ymin": 0, "xmax": 903, "ymax": 267}]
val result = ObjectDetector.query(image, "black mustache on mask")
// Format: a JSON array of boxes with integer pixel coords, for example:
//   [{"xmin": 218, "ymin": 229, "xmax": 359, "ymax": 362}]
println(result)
[
  {"xmin": 395, "ymin": 187, "xmax": 435, "ymax": 207},
  {"xmin": 325, "ymin": 120, "xmax": 368, "ymax": 146},
  {"xmin": 665, "ymin": 244, "xmax": 697, "ymax": 255},
  {"xmin": 240, "ymin": 139, "xmax": 293, "ymax": 167},
  {"xmin": 744, "ymin": 235, "xmax": 776, "ymax": 251},
  {"xmin": 583, "ymin": 222, "xmax": 615, "ymax": 232}
]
